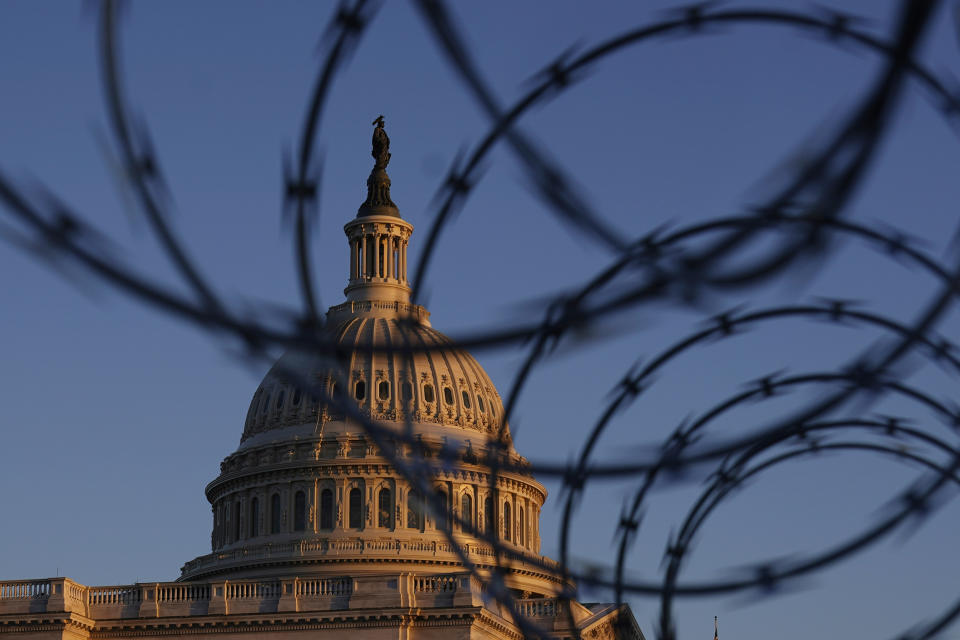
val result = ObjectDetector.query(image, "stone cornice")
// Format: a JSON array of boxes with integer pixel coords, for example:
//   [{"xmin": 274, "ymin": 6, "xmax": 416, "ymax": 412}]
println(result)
[
  {"xmin": 89, "ymin": 608, "xmax": 480, "ymax": 637},
  {"xmin": 179, "ymin": 544, "xmax": 563, "ymax": 585},
  {"xmin": 206, "ymin": 460, "xmax": 545, "ymax": 505},
  {"xmin": 0, "ymin": 612, "xmax": 93, "ymax": 633},
  {"xmin": 0, "ymin": 608, "xmax": 519, "ymax": 639}
]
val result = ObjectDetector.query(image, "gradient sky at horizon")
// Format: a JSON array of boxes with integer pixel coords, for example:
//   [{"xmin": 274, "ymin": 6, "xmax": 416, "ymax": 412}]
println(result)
[{"xmin": 1, "ymin": 2, "xmax": 960, "ymax": 639}]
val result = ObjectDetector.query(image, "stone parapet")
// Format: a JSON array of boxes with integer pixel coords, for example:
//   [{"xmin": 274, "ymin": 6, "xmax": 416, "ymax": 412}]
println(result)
[
  {"xmin": 179, "ymin": 536, "xmax": 560, "ymax": 586},
  {"xmin": 0, "ymin": 573, "xmax": 493, "ymax": 621}
]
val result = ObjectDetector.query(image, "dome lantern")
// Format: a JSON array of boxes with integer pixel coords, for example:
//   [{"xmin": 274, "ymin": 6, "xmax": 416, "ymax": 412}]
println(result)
[{"xmin": 344, "ymin": 116, "xmax": 413, "ymax": 303}]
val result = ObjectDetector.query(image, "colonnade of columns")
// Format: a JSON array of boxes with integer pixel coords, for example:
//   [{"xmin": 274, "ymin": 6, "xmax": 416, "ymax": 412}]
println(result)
[
  {"xmin": 213, "ymin": 477, "xmax": 542, "ymax": 554},
  {"xmin": 347, "ymin": 223, "xmax": 410, "ymax": 285}
]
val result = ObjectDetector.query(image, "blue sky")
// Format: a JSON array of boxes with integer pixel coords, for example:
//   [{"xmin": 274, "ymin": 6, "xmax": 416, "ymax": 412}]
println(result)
[{"xmin": 1, "ymin": 2, "xmax": 959, "ymax": 638}]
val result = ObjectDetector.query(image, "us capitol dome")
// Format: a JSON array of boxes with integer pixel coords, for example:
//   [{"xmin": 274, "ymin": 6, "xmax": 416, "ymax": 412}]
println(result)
[{"xmin": 0, "ymin": 119, "xmax": 642, "ymax": 640}]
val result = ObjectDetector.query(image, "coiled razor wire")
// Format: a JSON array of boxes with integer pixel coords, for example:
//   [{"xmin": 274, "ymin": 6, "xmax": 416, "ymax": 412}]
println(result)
[{"xmin": 1, "ymin": 1, "xmax": 960, "ymax": 638}]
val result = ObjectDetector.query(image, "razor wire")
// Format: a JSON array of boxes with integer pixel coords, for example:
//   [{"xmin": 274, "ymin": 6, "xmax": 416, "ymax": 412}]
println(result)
[{"xmin": 1, "ymin": 1, "xmax": 959, "ymax": 638}]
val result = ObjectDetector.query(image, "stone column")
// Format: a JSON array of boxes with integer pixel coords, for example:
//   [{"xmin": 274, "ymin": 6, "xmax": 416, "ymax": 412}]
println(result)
[
  {"xmin": 386, "ymin": 236, "xmax": 392, "ymax": 279},
  {"xmin": 394, "ymin": 236, "xmax": 400, "ymax": 280},
  {"xmin": 349, "ymin": 237, "xmax": 357, "ymax": 280},
  {"xmin": 361, "ymin": 234, "xmax": 368, "ymax": 279},
  {"xmin": 335, "ymin": 480, "xmax": 344, "ymax": 527},
  {"xmin": 373, "ymin": 233, "xmax": 380, "ymax": 280},
  {"xmin": 523, "ymin": 497, "xmax": 529, "ymax": 548},
  {"xmin": 312, "ymin": 479, "xmax": 319, "ymax": 533}
]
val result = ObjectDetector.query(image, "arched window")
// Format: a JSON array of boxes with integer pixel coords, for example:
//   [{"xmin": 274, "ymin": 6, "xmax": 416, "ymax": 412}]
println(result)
[
  {"xmin": 378, "ymin": 488, "xmax": 392, "ymax": 528},
  {"xmin": 407, "ymin": 491, "xmax": 423, "ymax": 529},
  {"xmin": 443, "ymin": 387, "xmax": 454, "ymax": 405},
  {"xmin": 401, "ymin": 381, "xmax": 413, "ymax": 402},
  {"xmin": 461, "ymin": 390, "xmax": 471, "ymax": 409},
  {"xmin": 249, "ymin": 498, "xmax": 259, "ymax": 538},
  {"xmin": 270, "ymin": 493, "xmax": 281, "ymax": 534},
  {"xmin": 503, "ymin": 502, "xmax": 512, "ymax": 542},
  {"xmin": 320, "ymin": 489, "xmax": 334, "ymax": 529},
  {"xmin": 518, "ymin": 506, "xmax": 525, "ymax": 546},
  {"xmin": 461, "ymin": 493, "xmax": 473, "ymax": 533},
  {"xmin": 434, "ymin": 488, "xmax": 449, "ymax": 531},
  {"xmin": 423, "ymin": 384, "xmax": 435, "ymax": 403},
  {"xmin": 233, "ymin": 500, "xmax": 241, "ymax": 541},
  {"xmin": 294, "ymin": 491, "xmax": 306, "ymax": 532},
  {"xmin": 477, "ymin": 395, "xmax": 485, "ymax": 413},
  {"xmin": 355, "ymin": 380, "xmax": 366, "ymax": 401},
  {"xmin": 484, "ymin": 496, "xmax": 493, "ymax": 534},
  {"xmin": 378, "ymin": 380, "xmax": 390, "ymax": 400},
  {"xmin": 275, "ymin": 390, "xmax": 285, "ymax": 410},
  {"xmin": 349, "ymin": 488, "xmax": 362, "ymax": 529}
]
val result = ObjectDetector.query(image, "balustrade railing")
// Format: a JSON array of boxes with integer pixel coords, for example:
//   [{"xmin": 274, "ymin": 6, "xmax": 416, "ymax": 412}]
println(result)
[
  {"xmin": 413, "ymin": 575, "xmax": 459, "ymax": 593},
  {"xmin": 66, "ymin": 581, "xmax": 86, "ymax": 609},
  {"xmin": 183, "ymin": 536, "xmax": 538, "ymax": 578},
  {"xmin": 515, "ymin": 598, "xmax": 563, "ymax": 618},
  {"xmin": 158, "ymin": 583, "xmax": 210, "ymax": 602},
  {"xmin": 0, "ymin": 580, "xmax": 49, "ymax": 599},
  {"xmin": 225, "ymin": 581, "xmax": 281, "ymax": 600},
  {"xmin": 327, "ymin": 300, "xmax": 426, "ymax": 316},
  {"xmin": 295, "ymin": 577, "xmax": 352, "ymax": 597},
  {"xmin": 88, "ymin": 586, "xmax": 141, "ymax": 605},
  {"xmin": 1, "ymin": 573, "xmax": 489, "ymax": 619},
  {"xmin": 365, "ymin": 539, "xmax": 396, "ymax": 551}
]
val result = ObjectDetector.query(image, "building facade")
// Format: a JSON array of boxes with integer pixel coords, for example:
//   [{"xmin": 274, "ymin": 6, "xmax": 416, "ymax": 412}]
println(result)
[{"xmin": 0, "ymin": 121, "xmax": 642, "ymax": 640}]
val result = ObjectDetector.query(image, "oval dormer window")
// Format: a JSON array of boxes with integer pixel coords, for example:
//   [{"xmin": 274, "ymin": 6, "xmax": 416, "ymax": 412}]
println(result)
[
  {"xmin": 423, "ymin": 384, "xmax": 435, "ymax": 403},
  {"xmin": 443, "ymin": 387, "xmax": 454, "ymax": 405},
  {"xmin": 355, "ymin": 380, "xmax": 366, "ymax": 401}
]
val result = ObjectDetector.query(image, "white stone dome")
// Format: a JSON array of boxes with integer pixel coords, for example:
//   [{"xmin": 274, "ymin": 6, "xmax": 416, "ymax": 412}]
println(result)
[
  {"xmin": 240, "ymin": 301, "xmax": 511, "ymax": 451},
  {"xmin": 180, "ymin": 125, "xmax": 552, "ymax": 593}
]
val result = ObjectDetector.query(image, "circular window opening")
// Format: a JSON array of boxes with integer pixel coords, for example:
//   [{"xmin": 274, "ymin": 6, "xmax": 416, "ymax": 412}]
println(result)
[
  {"xmin": 423, "ymin": 384, "xmax": 435, "ymax": 403},
  {"xmin": 355, "ymin": 380, "xmax": 366, "ymax": 401},
  {"xmin": 443, "ymin": 387, "xmax": 454, "ymax": 405}
]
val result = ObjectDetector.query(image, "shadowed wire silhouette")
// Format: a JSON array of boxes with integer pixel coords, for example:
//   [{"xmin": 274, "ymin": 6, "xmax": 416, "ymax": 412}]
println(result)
[{"xmin": 1, "ymin": 1, "xmax": 958, "ymax": 638}]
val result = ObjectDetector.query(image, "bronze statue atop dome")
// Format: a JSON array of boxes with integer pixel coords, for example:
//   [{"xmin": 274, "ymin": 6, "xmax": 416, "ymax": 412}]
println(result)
[
  {"xmin": 371, "ymin": 115, "xmax": 390, "ymax": 170},
  {"xmin": 358, "ymin": 115, "xmax": 398, "ymax": 215}
]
